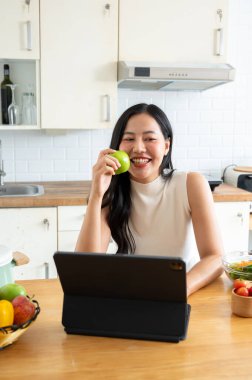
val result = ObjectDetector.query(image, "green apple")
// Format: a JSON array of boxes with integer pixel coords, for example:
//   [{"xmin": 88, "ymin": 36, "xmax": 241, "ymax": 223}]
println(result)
[
  {"xmin": 0, "ymin": 283, "xmax": 27, "ymax": 301},
  {"xmin": 110, "ymin": 150, "xmax": 130, "ymax": 174}
]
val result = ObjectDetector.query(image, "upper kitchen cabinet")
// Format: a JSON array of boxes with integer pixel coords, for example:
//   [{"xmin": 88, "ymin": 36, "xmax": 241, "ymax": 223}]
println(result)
[
  {"xmin": 0, "ymin": 0, "xmax": 40, "ymax": 59},
  {"xmin": 0, "ymin": 0, "xmax": 40, "ymax": 129},
  {"xmin": 119, "ymin": 0, "xmax": 229, "ymax": 63},
  {"xmin": 40, "ymin": 0, "xmax": 118, "ymax": 129}
]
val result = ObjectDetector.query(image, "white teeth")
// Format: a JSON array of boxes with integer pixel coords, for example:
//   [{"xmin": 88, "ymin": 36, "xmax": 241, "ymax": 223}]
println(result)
[{"xmin": 132, "ymin": 158, "xmax": 149, "ymax": 164}]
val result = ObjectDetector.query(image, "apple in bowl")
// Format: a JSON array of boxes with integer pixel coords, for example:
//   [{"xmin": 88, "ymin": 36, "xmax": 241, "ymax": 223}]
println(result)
[{"xmin": 12, "ymin": 295, "xmax": 36, "ymax": 325}]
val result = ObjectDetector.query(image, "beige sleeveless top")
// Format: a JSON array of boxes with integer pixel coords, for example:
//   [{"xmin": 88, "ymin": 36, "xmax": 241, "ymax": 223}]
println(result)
[{"xmin": 129, "ymin": 171, "xmax": 200, "ymax": 271}]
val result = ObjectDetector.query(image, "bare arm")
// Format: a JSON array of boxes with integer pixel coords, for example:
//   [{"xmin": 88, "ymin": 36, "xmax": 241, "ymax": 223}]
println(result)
[
  {"xmin": 75, "ymin": 148, "xmax": 121, "ymax": 253},
  {"xmin": 186, "ymin": 172, "xmax": 224, "ymax": 297}
]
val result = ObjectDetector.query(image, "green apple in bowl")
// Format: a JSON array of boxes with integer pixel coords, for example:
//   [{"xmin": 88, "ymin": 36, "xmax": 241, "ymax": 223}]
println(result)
[
  {"xmin": 110, "ymin": 150, "xmax": 130, "ymax": 174},
  {"xmin": 0, "ymin": 283, "xmax": 27, "ymax": 301}
]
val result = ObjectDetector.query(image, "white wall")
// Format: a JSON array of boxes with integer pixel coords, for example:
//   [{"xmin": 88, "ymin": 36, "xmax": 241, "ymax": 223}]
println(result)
[{"xmin": 1, "ymin": 0, "xmax": 252, "ymax": 182}]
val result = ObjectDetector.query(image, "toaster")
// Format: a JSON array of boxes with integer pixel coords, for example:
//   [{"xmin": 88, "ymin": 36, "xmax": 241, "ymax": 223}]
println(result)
[{"xmin": 223, "ymin": 165, "xmax": 252, "ymax": 192}]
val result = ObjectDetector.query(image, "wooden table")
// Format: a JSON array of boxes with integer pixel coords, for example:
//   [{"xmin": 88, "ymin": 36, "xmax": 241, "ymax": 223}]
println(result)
[{"xmin": 1, "ymin": 276, "xmax": 252, "ymax": 379}]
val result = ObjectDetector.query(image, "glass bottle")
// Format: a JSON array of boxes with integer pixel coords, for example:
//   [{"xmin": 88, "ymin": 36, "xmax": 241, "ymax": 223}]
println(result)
[
  {"xmin": 1, "ymin": 64, "xmax": 13, "ymax": 124},
  {"xmin": 21, "ymin": 92, "xmax": 37, "ymax": 125}
]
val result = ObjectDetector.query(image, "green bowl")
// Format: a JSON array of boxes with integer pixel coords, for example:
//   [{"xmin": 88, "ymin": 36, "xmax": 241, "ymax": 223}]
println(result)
[{"xmin": 222, "ymin": 252, "xmax": 252, "ymax": 281}]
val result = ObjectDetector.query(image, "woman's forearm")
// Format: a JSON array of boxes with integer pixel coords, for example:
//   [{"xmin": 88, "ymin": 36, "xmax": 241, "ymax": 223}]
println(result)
[
  {"xmin": 75, "ymin": 194, "xmax": 104, "ymax": 252},
  {"xmin": 186, "ymin": 254, "xmax": 223, "ymax": 297}
]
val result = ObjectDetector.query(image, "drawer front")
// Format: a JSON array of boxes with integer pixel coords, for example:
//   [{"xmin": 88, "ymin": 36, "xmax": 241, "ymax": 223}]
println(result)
[{"xmin": 58, "ymin": 206, "xmax": 87, "ymax": 231}]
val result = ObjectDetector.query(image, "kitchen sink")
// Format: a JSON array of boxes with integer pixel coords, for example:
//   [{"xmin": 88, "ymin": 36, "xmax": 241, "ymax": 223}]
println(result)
[{"xmin": 0, "ymin": 184, "xmax": 44, "ymax": 197}]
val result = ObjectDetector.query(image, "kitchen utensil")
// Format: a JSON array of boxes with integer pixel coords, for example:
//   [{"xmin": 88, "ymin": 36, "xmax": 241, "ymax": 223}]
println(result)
[
  {"xmin": 231, "ymin": 288, "xmax": 252, "ymax": 318},
  {"xmin": 0, "ymin": 245, "xmax": 29, "ymax": 287},
  {"xmin": 223, "ymin": 165, "xmax": 252, "ymax": 192}
]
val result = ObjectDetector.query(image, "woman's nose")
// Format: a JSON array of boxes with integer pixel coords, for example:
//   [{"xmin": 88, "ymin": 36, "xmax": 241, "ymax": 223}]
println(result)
[{"xmin": 132, "ymin": 139, "xmax": 146, "ymax": 153}]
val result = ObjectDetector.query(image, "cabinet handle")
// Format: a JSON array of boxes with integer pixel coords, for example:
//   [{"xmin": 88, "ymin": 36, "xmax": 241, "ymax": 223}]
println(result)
[
  {"xmin": 215, "ymin": 28, "xmax": 224, "ymax": 56},
  {"xmin": 237, "ymin": 212, "xmax": 243, "ymax": 225},
  {"xmin": 44, "ymin": 262, "xmax": 49, "ymax": 279},
  {"xmin": 43, "ymin": 218, "xmax": 50, "ymax": 230},
  {"xmin": 104, "ymin": 3, "xmax": 111, "ymax": 14},
  {"xmin": 217, "ymin": 9, "xmax": 223, "ymax": 23},
  {"xmin": 25, "ymin": 0, "xmax": 30, "ymax": 11},
  {"xmin": 26, "ymin": 21, "xmax": 32, "ymax": 50},
  {"xmin": 103, "ymin": 95, "xmax": 111, "ymax": 122}
]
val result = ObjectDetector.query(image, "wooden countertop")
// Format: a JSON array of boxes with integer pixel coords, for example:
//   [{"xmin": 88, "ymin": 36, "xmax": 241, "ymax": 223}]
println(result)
[
  {"xmin": 0, "ymin": 181, "xmax": 252, "ymax": 208},
  {"xmin": 1, "ymin": 276, "xmax": 252, "ymax": 379}
]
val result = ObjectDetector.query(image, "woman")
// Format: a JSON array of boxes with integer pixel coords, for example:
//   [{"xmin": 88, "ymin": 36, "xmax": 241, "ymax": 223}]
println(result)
[{"xmin": 76, "ymin": 103, "xmax": 223, "ymax": 296}]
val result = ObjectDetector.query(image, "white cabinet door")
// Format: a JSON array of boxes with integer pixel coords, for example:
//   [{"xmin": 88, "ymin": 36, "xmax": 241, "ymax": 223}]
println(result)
[
  {"xmin": 0, "ymin": 207, "xmax": 57, "ymax": 280},
  {"xmin": 0, "ymin": 0, "xmax": 40, "ymax": 59},
  {"xmin": 119, "ymin": 0, "xmax": 228, "ymax": 63},
  {"xmin": 40, "ymin": 0, "xmax": 118, "ymax": 129},
  {"xmin": 215, "ymin": 202, "xmax": 250, "ymax": 253},
  {"xmin": 58, "ymin": 205, "xmax": 117, "ymax": 253},
  {"xmin": 58, "ymin": 205, "xmax": 86, "ymax": 252}
]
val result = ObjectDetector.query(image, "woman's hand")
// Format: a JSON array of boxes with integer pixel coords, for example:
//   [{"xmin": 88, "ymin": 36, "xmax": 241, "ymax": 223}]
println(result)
[{"xmin": 90, "ymin": 148, "xmax": 121, "ymax": 200}]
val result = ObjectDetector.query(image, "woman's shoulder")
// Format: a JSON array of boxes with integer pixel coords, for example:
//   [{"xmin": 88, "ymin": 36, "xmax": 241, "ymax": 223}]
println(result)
[
  {"xmin": 186, "ymin": 172, "xmax": 208, "ymax": 189},
  {"xmin": 186, "ymin": 172, "xmax": 213, "ymax": 206},
  {"xmin": 165, "ymin": 170, "xmax": 209, "ymax": 195}
]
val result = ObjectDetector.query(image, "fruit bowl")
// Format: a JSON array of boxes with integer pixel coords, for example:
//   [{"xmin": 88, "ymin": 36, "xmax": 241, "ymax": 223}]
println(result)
[
  {"xmin": 222, "ymin": 251, "xmax": 252, "ymax": 281},
  {"xmin": 231, "ymin": 289, "xmax": 252, "ymax": 317},
  {"xmin": 0, "ymin": 299, "xmax": 40, "ymax": 350}
]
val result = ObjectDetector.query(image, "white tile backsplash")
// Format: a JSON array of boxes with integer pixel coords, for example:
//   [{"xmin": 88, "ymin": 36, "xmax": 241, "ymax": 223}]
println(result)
[{"xmin": 1, "ymin": 0, "xmax": 252, "ymax": 182}]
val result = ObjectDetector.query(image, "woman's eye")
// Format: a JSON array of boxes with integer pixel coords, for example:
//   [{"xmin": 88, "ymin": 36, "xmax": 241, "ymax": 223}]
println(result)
[
  {"xmin": 145, "ymin": 138, "xmax": 157, "ymax": 141},
  {"xmin": 123, "ymin": 138, "xmax": 134, "ymax": 141}
]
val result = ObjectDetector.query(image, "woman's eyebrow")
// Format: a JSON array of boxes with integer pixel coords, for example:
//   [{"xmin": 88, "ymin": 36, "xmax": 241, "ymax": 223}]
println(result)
[{"xmin": 123, "ymin": 130, "xmax": 159, "ymax": 135}]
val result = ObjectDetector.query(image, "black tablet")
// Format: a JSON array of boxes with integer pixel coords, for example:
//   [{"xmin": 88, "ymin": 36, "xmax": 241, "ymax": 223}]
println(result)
[{"xmin": 54, "ymin": 252, "xmax": 191, "ymax": 343}]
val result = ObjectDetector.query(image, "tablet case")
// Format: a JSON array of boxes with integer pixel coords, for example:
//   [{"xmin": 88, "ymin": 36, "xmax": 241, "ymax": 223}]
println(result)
[{"xmin": 54, "ymin": 252, "xmax": 191, "ymax": 343}]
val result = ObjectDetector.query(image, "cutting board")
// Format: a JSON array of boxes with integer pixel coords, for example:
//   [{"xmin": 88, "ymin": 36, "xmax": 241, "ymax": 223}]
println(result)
[{"xmin": 234, "ymin": 166, "xmax": 252, "ymax": 173}]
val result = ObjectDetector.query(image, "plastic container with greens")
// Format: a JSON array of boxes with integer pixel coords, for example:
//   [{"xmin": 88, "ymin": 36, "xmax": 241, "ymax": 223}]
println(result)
[{"xmin": 222, "ymin": 251, "xmax": 252, "ymax": 281}]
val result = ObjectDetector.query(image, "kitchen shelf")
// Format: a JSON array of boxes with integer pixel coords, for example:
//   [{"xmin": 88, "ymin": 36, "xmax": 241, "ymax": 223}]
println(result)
[{"xmin": 0, "ymin": 59, "xmax": 40, "ymax": 130}]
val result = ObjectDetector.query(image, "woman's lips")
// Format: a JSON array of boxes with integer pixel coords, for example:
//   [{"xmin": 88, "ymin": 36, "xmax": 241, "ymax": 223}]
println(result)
[{"xmin": 131, "ymin": 157, "xmax": 151, "ymax": 167}]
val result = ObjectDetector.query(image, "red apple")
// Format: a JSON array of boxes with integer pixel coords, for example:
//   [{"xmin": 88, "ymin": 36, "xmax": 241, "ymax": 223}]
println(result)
[
  {"xmin": 248, "ymin": 286, "xmax": 252, "ymax": 297},
  {"xmin": 12, "ymin": 295, "xmax": 35, "ymax": 325}
]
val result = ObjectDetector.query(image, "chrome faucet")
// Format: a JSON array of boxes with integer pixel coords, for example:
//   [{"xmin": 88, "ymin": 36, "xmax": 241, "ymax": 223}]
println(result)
[{"xmin": 0, "ymin": 140, "xmax": 6, "ymax": 186}]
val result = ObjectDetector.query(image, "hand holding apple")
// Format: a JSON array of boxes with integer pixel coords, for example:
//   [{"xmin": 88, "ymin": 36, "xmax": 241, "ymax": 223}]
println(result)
[{"xmin": 109, "ymin": 150, "xmax": 130, "ymax": 174}]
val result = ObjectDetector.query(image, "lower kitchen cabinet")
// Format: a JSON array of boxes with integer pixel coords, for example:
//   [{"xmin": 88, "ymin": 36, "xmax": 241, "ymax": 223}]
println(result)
[
  {"xmin": 0, "ymin": 205, "xmax": 117, "ymax": 281},
  {"xmin": 57, "ymin": 205, "xmax": 87, "ymax": 252},
  {"xmin": 58, "ymin": 206, "xmax": 117, "ymax": 254},
  {"xmin": 0, "ymin": 207, "xmax": 57, "ymax": 280},
  {"xmin": 1, "ymin": 201, "xmax": 249, "ymax": 280},
  {"xmin": 214, "ymin": 202, "xmax": 250, "ymax": 253}
]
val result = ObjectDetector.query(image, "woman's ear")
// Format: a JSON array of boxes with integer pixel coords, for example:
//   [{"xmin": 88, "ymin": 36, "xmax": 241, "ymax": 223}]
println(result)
[{"xmin": 164, "ymin": 139, "xmax": 170, "ymax": 156}]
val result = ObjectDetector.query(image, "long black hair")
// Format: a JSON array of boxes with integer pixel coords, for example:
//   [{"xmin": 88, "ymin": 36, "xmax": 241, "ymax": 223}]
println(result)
[{"xmin": 102, "ymin": 103, "xmax": 174, "ymax": 253}]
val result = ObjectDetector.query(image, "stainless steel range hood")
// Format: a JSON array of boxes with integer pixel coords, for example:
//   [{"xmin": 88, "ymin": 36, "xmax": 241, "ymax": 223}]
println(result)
[{"xmin": 118, "ymin": 61, "xmax": 235, "ymax": 91}]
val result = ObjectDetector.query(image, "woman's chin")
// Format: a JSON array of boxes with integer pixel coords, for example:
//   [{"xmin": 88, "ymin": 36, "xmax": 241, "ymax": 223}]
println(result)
[{"xmin": 129, "ymin": 169, "xmax": 159, "ymax": 183}]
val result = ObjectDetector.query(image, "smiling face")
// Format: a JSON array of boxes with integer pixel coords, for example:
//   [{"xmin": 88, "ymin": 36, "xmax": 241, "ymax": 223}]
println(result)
[{"xmin": 119, "ymin": 113, "xmax": 170, "ymax": 183}]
